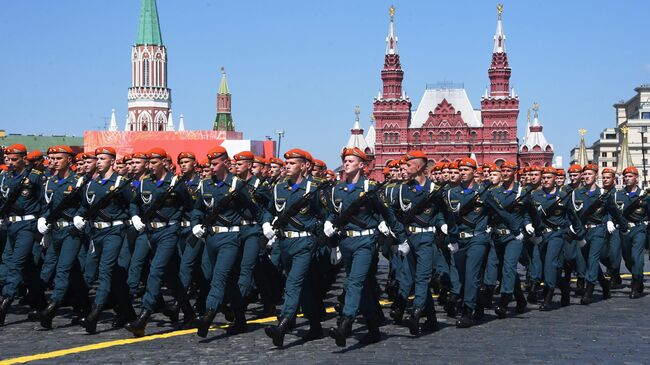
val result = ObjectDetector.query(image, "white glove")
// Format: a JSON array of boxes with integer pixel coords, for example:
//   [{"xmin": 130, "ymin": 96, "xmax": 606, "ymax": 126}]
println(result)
[
  {"xmin": 397, "ymin": 241, "xmax": 410, "ymax": 256},
  {"xmin": 525, "ymin": 223, "xmax": 535, "ymax": 235},
  {"xmin": 330, "ymin": 247, "xmax": 342, "ymax": 265},
  {"xmin": 515, "ymin": 233, "xmax": 524, "ymax": 241},
  {"xmin": 262, "ymin": 222, "xmax": 276, "ymax": 239},
  {"xmin": 448, "ymin": 242, "xmax": 459, "ymax": 253},
  {"xmin": 577, "ymin": 239, "xmax": 587, "ymax": 248},
  {"xmin": 378, "ymin": 221, "xmax": 390, "ymax": 236},
  {"xmin": 73, "ymin": 216, "xmax": 86, "ymax": 230},
  {"xmin": 192, "ymin": 224, "xmax": 206, "ymax": 238},
  {"xmin": 37, "ymin": 217, "xmax": 50, "ymax": 235},
  {"xmin": 440, "ymin": 224, "xmax": 448, "ymax": 235},
  {"xmin": 569, "ymin": 225, "xmax": 577, "ymax": 235},
  {"xmin": 266, "ymin": 236, "xmax": 276, "ymax": 248},
  {"xmin": 324, "ymin": 220, "xmax": 337, "ymax": 238},
  {"xmin": 131, "ymin": 215, "xmax": 146, "ymax": 233},
  {"xmin": 486, "ymin": 227, "xmax": 492, "ymax": 234},
  {"xmin": 606, "ymin": 221, "xmax": 616, "ymax": 234}
]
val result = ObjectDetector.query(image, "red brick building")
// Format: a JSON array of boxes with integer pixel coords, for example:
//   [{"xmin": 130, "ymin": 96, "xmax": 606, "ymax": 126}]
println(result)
[{"xmin": 356, "ymin": 6, "xmax": 552, "ymax": 179}]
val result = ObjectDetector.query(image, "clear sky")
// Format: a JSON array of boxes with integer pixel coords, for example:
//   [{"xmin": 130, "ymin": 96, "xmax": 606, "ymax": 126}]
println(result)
[{"xmin": 1, "ymin": 1, "xmax": 649, "ymax": 167}]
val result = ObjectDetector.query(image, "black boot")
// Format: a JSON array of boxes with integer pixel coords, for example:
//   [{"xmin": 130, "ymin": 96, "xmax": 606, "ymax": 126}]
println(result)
[
  {"xmin": 0, "ymin": 297, "xmax": 11, "ymax": 326},
  {"xmin": 125, "ymin": 309, "xmax": 152, "ymax": 338},
  {"xmin": 195, "ymin": 308, "xmax": 217, "ymax": 338},
  {"xmin": 610, "ymin": 270, "xmax": 623, "ymax": 289},
  {"xmin": 34, "ymin": 301, "xmax": 59, "ymax": 329},
  {"xmin": 405, "ymin": 307, "xmax": 424, "ymax": 336},
  {"xmin": 482, "ymin": 285, "xmax": 495, "ymax": 309},
  {"xmin": 162, "ymin": 300, "xmax": 180, "ymax": 323},
  {"xmin": 421, "ymin": 303, "xmax": 439, "ymax": 333},
  {"xmin": 359, "ymin": 316, "xmax": 381, "ymax": 344},
  {"xmin": 80, "ymin": 304, "xmax": 104, "ymax": 334},
  {"xmin": 265, "ymin": 316, "xmax": 292, "ymax": 347},
  {"xmin": 179, "ymin": 299, "xmax": 196, "ymax": 329},
  {"xmin": 329, "ymin": 316, "xmax": 353, "ymax": 347},
  {"xmin": 444, "ymin": 292, "xmax": 459, "ymax": 317},
  {"xmin": 575, "ymin": 278, "xmax": 586, "ymax": 297},
  {"xmin": 219, "ymin": 303, "xmax": 234, "ymax": 322},
  {"xmin": 301, "ymin": 319, "xmax": 323, "ymax": 341},
  {"xmin": 527, "ymin": 281, "xmax": 539, "ymax": 304},
  {"xmin": 437, "ymin": 287, "xmax": 449, "ymax": 306},
  {"xmin": 494, "ymin": 294, "xmax": 512, "ymax": 319},
  {"xmin": 630, "ymin": 275, "xmax": 644, "ymax": 299},
  {"xmin": 560, "ymin": 279, "xmax": 571, "ymax": 307},
  {"xmin": 598, "ymin": 275, "xmax": 611, "ymax": 300},
  {"xmin": 226, "ymin": 307, "xmax": 247, "ymax": 335},
  {"xmin": 580, "ymin": 283, "xmax": 595, "ymax": 305},
  {"xmin": 389, "ymin": 296, "xmax": 406, "ymax": 324},
  {"xmin": 513, "ymin": 282, "xmax": 527, "ymax": 314},
  {"xmin": 538, "ymin": 287, "xmax": 553, "ymax": 311},
  {"xmin": 455, "ymin": 305, "xmax": 474, "ymax": 328}
]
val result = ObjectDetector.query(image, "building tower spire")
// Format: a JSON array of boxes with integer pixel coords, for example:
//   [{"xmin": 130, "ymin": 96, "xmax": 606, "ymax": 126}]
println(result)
[
  {"xmin": 126, "ymin": 0, "xmax": 171, "ymax": 131},
  {"xmin": 346, "ymin": 105, "xmax": 370, "ymax": 153},
  {"xmin": 616, "ymin": 126, "xmax": 634, "ymax": 174},
  {"xmin": 213, "ymin": 67, "xmax": 235, "ymax": 131},
  {"xmin": 577, "ymin": 128, "xmax": 590, "ymax": 166},
  {"xmin": 108, "ymin": 108, "xmax": 118, "ymax": 131},
  {"xmin": 487, "ymin": 3, "xmax": 511, "ymax": 98},
  {"xmin": 493, "ymin": 3, "xmax": 506, "ymax": 53},
  {"xmin": 178, "ymin": 114, "xmax": 186, "ymax": 131},
  {"xmin": 381, "ymin": 5, "xmax": 404, "ymax": 100}
]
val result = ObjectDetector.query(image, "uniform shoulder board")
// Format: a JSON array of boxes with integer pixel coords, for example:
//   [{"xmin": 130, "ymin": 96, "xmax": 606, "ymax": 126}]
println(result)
[
  {"xmin": 368, "ymin": 180, "xmax": 377, "ymax": 186},
  {"xmin": 31, "ymin": 169, "xmax": 43, "ymax": 175},
  {"xmin": 312, "ymin": 176, "xmax": 325, "ymax": 183}
]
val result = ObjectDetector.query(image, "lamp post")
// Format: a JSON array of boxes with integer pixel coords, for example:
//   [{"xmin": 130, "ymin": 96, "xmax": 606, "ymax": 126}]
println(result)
[
  {"xmin": 641, "ymin": 126, "xmax": 648, "ymax": 188},
  {"xmin": 275, "ymin": 130, "xmax": 285, "ymax": 158}
]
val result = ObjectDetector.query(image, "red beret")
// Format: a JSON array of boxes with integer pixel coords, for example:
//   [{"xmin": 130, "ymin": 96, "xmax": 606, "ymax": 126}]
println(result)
[
  {"xmin": 448, "ymin": 161, "xmax": 459, "ymax": 170},
  {"xmin": 268, "ymin": 157, "xmax": 285, "ymax": 166},
  {"xmin": 147, "ymin": 148, "xmax": 167, "ymax": 159},
  {"xmin": 284, "ymin": 148, "xmax": 309, "ymax": 160},
  {"xmin": 253, "ymin": 156, "xmax": 267, "ymax": 165},
  {"xmin": 623, "ymin": 166, "xmax": 639, "ymax": 175},
  {"xmin": 0, "ymin": 165, "xmax": 8, "ymax": 171},
  {"xmin": 583, "ymin": 164, "xmax": 599, "ymax": 172},
  {"xmin": 122, "ymin": 153, "xmax": 133, "ymax": 162},
  {"xmin": 342, "ymin": 147, "xmax": 368, "ymax": 161},
  {"xmin": 529, "ymin": 165, "xmax": 543, "ymax": 172},
  {"xmin": 313, "ymin": 159, "xmax": 327, "ymax": 168},
  {"xmin": 458, "ymin": 157, "xmax": 478, "ymax": 169},
  {"xmin": 405, "ymin": 150, "xmax": 427, "ymax": 161},
  {"xmin": 382, "ymin": 166, "xmax": 390, "ymax": 175},
  {"xmin": 387, "ymin": 160, "xmax": 399, "ymax": 168},
  {"xmin": 200, "ymin": 159, "xmax": 209, "ymax": 167},
  {"xmin": 233, "ymin": 151, "xmax": 254, "ymax": 161},
  {"xmin": 556, "ymin": 168, "xmax": 565, "ymax": 175},
  {"xmin": 601, "ymin": 167, "xmax": 615, "ymax": 175},
  {"xmin": 542, "ymin": 166, "xmax": 558, "ymax": 175},
  {"xmin": 26, "ymin": 151, "xmax": 43, "ymax": 162},
  {"xmin": 441, "ymin": 163, "xmax": 450, "ymax": 170},
  {"xmin": 95, "ymin": 147, "xmax": 116, "ymax": 157},
  {"xmin": 501, "ymin": 161, "xmax": 518, "ymax": 170},
  {"xmin": 47, "ymin": 145, "xmax": 74, "ymax": 155},
  {"xmin": 302, "ymin": 150, "xmax": 314, "ymax": 162},
  {"xmin": 5, "ymin": 144, "xmax": 27, "ymax": 155},
  {"xmin": 131, "ymin": 152, "xmax": 148, "ymax": 159},
  {"xmin": 177, "ymin": 151, "xmax": 196, "ymax": 161},
  {"xmin": 568, "ymin": 164, "xmax": 583, "ymax": 173},
  {"xmin": 207, "ymin": 146, "xmax": 228, "ymax": 159},
  {"xmin": 518, "ymin": 168, "xmax": 525, "ymax": 175},
  {"xmin": 325, "ymin": 169, "xmax": 336, "ymax": 177}
]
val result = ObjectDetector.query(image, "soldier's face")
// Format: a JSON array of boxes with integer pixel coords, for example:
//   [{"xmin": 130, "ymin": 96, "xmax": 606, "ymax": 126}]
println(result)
[
  {"xmin": 210, "ymin": 156, "xmax": 229, "ymax": 177},
  {"xmin": 202, "ymin": 167, "xmax": 211, "ymax": 178},
  {"xmin": 5, "ymin": 153, "xmax": 26, "ymax": 171},
  {"xmin": 399, "ymin": 165, "xmax": 407, "ymax": 180},
  {"xmin": 624, "ymin": 173, "xmax": 638, "ymax": 188},
  {"xmin": 449, "ymin": 170, "xmax": 460, "ymax": 183},
  {"xmin": 131, "ymin": 158, "xmax": 147, "ymax": 175},
  {"xmin": 542, "ymin": 173, "xmax": 556, "ymax": 189},
  {"xmin": 556, "ymin": 175, "xmax": 565, "ymax": 186},
  {"xmin": 126, "ymin": 160, "xmax": 134, "ymax": 174},
  {"xmin": 285, "ymin": 158, "xmax": 306, "ymax": 178},
  {"xmin": 235, "ymin": 160, "xmax": 252, "ymax": 177},
  {"xmin": 252, "ymin": 162, "xmax": 264, "ymax": 177},
  {"xmin": 602, "ymin": 173, "xmax": 615, "ymax": 188},
  {"xmin": 84, "ymin": 158, "xmax": 97, "ymax": 174},
  {"xmin": 149, "ymin": 158, "xmax": 165, "ymax": 175},
  {"xmin": 501, "ymin": 167, "xmax": 514, "ymax": 182},
  {"xmin": 343, "ymin": 156, "xmax": 364, "ymax": 176},
  {"xmin": 582, "ymin": 170, "xmax": 596, "ymax": 186},
  {"xmin": 96, "ymin": 155, "xmax": 114, "ymax": 174},
  {"xmin": 269, "ymin": 164, "xmax": 282, "ymax": 178},
  {"xmin": 441, "ymin": 169, "xmax": 450, "ymax": 181},
  {"xmin": 529, "ymin": 171, "xmax": 542, "ymax": 185},
  {"xmin": 459, "ymin": 166, "xmax": 475, "ymax": 183},
  {"xmin": 569, "ymin": 172, "xmax": 581, "ymax": 185},
  {"xmin": 179, "ymin": 158, "xmax": 196, "ymax": 175},
  {"xmin": 405, "ymin": 158, "xmax": 425, "ymax": 179},
  {"xmin": 76, "ymin": 160, "xmax": 85, "ymax": 171},
  {"xmin": 489, "ymin": 171, "xmax": 502, "ymax": 185}
]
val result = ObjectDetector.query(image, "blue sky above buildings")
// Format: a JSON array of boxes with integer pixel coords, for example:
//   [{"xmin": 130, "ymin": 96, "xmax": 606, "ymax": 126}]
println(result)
[{"xmin": 1, "ymin": 1, "xmax": 648, "ymax": 167}]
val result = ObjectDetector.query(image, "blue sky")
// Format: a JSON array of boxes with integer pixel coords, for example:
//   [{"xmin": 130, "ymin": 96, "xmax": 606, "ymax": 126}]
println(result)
[{"xmin": 1, "ymin": 1, "xmax": 649, "ymax": 167}]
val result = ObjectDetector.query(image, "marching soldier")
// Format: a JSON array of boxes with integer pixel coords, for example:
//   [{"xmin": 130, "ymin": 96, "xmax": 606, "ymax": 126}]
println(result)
[
  {"xmin": 73, "ymin": 147, "xmax": 134, "ymax": 334},
  {"xmin": 0, "ymin": 144, "xmax": 46, "ymax": 325},
  {"xmin": 613, "ymin": 166, "xmax": 648, "ymax": 298},
  {"xmin": 600, "ymin": 167, "xmax": 623, "ymax": 287}
]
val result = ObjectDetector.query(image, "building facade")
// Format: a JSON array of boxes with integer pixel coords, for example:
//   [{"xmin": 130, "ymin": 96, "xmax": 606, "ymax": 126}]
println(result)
[{"xmin": 347, "ymin": 6, "xmax": 552, "ymax": 179}]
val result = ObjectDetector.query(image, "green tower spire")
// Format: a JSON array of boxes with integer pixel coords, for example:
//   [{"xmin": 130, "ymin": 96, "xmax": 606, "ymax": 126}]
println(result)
[
  {"xmin": 213, "ymin": 67, "xmax": 235, "ymax": 131},
  {"xmin": 136, "ymin": 0, "xmax": 163, "ymax": 46}
]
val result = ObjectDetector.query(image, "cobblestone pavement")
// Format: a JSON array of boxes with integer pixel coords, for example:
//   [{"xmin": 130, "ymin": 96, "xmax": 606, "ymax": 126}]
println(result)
[{"xmin": 2, "ymin": 258, "xmax": 650, "ymax": 365}]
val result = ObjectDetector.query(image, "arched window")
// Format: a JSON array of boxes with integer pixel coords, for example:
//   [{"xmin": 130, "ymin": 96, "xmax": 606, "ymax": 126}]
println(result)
[
  {"xmin": 428, "ymin": 132, "xmax": 434, "ymax": 143},
  {"xmin": 143, "ymin": 58, "xmax": 149, "ymax": 86},
  {"xmin": 455, "ymin": 131, "xmax": 462, "ymax": 142},
  {"xmin": 383, "ymin": 132, "xmax": 389, "ymax": 143},
  {"xmin": 470, "ymin": 131, "xmax": 477, "ymax": 143},
  {"xmin": 413, "ymin": 132, "xmax": 420, "ymax": 144}
]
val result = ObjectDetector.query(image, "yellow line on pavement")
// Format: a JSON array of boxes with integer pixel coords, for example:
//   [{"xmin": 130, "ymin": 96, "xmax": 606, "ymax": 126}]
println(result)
[{"xmin": 2, "ymin": 272, "xmax": 649, "ymax": 364}]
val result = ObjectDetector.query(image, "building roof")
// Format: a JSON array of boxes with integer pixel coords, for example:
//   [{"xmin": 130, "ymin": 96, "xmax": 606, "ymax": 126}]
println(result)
[
  {"xmin": 136, "ymin": 0, "xmax": 163, "ymax": 46},
  {"xmin": 365, "ymin": 124, "xmax": 376, "ymax": 153},
  {"xmin": 346, "ymin": 109, "xmax": 371, "ymax": 153},
  {"xmin": 218, "ymin": 68, "xmax": 230, "ymax": 94},
  {"xmin": 213, "ymin": 113, "xmax": 234, "ymax": 131},
  {"xmin": 520, "ymin": 107, "xmax": 553, "ymax": 152},
  {"xmin": 411, "ymin": 87, "xmax": 482, "ymax": 128}
]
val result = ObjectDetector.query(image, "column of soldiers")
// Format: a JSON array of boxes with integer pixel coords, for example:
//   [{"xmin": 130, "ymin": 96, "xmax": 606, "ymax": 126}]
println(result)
[{"xmin": 0, "ymin": 143, "xmax": 647, "ymax": 348}]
